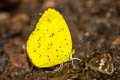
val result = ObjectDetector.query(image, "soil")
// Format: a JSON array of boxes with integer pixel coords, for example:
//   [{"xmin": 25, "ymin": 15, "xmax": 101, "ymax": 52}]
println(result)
[{"xmin": 0, "ymin": 0, "xmax": 120, "ymax": 80}]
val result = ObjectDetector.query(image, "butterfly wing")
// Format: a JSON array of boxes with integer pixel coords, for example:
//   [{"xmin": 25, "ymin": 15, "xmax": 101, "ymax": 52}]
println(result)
[{"xmin": 27, "ymin": 8, "xmax": 73, "ymax": 68}]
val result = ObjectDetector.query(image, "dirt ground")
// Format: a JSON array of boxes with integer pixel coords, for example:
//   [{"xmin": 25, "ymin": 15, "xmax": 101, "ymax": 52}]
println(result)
[{"xmin": 0, "ymin": 0, "xmax": 120, "ymax": 80}]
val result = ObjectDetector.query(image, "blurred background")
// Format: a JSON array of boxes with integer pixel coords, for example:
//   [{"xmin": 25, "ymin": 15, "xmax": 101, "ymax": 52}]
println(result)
[{"xmin": 0, "ymin": 0, "xmax": 120, "ymax": 80}]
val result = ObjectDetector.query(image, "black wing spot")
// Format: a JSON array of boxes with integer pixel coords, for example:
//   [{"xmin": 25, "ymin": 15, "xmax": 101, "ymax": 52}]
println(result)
[
  {"xmin": 57, "ymin": 55, "xmax": 59, "ymax": 57},
  {"xmin": 59, "ymin": 46, "xmax": 61, "ymax": 48},
  {"xmin": 47, "ymin": 18, "xmax": 51, "ymax": 22},
  {"xmin": 34, "ymin": 50, "xmax": 36, "ymax": 53},
  {"xmin": 61, "ymin": 28, "xmax": 64, "ymax": 30},
  {"xmin": 47, "ymin": 48, "xmax": 50, "ymax": 50},
  {"xmin": 65, "ymin": 55, "xmax": 66, "ymax": 56},
  {"xmin": 48, "ymin": 42, "xmax": 53, "ymax": 48},
  {"xmin": 66, "ymin": 43, "xmax": 69, "ymax": 45},
  {"xmin": 38, "ymin": 45, "xmax": 40, "ymax": 48},
  {"xmin": 49, "ymin": 33, "xmax": 55, "ymax": 37},
  {"xmin": 62, "ymin": 51, "xmax": 64, "ymax": 52},
  {"xmin": 43, "ymin": 33, "xmax": 45, "ymax": 35},
  {"xmin": 47, "ymin": 55, "xmax": 49, "ymax": 58},
  {"xmin": 37, "ymin": 28, "xmax": 39, "ymax": 31},
  {"xmin": 39, "ymin": 54, "xmax": 41, "ymax": 58},
  {"xmin": 47, "ymin": 42, "xmax": 53, "ymax": 50},
  {"xmin": 46, "ymin": 29, "xmax": 48, "ymax": 31},
  {"xmin": 51, "ymin": 33, "xmax": 55, "ymax": 36},
  {"xmin": 49, "ymin": 42, "xmax": 53, "ymax": 46},
  {"xmin": 47, "ymin": 55, "xmax": 50, "ymax": 61},
  {"xmin": 38, "ymin": 42, "xmax": 40, "ymax": 46},
  {"xmin": 56, "ymin": 49, "xmax": 58, "ymax": 51},
  {"xmin": 50, "ymin": 42, "xmax": 53, "ymax": 46},
  {"xmin": 58, "ymin": 28, "xmax": 64, "ymax": 32},
  {"xmin": 38, "ymin": 37, "xmax": 41, "ymax": 41},
  {"xmin": 48, "ymin": 58, "xmax": 50, "ymax": 61},
  {"xmin": 64, "ymin": 38, "xmax": 67, "ymax": 40},
  {"xmin": 37, "ymin": 40, "xmax": 39, "ymax": 42}
]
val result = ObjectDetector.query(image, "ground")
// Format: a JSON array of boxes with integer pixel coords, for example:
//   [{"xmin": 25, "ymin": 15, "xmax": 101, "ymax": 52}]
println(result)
[{"xmin": 0, "ymin": 0, "xmax": 120, "ymax": 80}]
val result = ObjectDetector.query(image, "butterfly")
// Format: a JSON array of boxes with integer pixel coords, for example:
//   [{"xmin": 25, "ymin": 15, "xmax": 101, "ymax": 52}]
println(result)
[{"xmin": 27, "ymin": 8, "xmax": 75, "ymax": 68}]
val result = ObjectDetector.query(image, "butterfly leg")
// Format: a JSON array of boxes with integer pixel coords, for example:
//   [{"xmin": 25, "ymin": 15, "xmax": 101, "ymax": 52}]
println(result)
[
  {"xmin": 71, "ymin": 58, "xmax": 81, "ymax": 68},
  {"xmin": 54, "ymin": 63, "xmax": 64, "ymax": 72},
  {"xmin": 70, "ymin": 49, "xmax": 81, "ymax": 68}
]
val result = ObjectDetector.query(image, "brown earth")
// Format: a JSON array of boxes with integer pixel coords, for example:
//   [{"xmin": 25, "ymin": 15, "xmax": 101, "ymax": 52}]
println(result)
[{"xmin": 0, "ymin": 0, "xmax": 120, "ymax": 80}]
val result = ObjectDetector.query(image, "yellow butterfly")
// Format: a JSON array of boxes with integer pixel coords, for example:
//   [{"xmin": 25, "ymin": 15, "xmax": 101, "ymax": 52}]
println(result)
[{"xmin": 27, "ymin": 8, "xmax": 77, "ymax": 68}]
